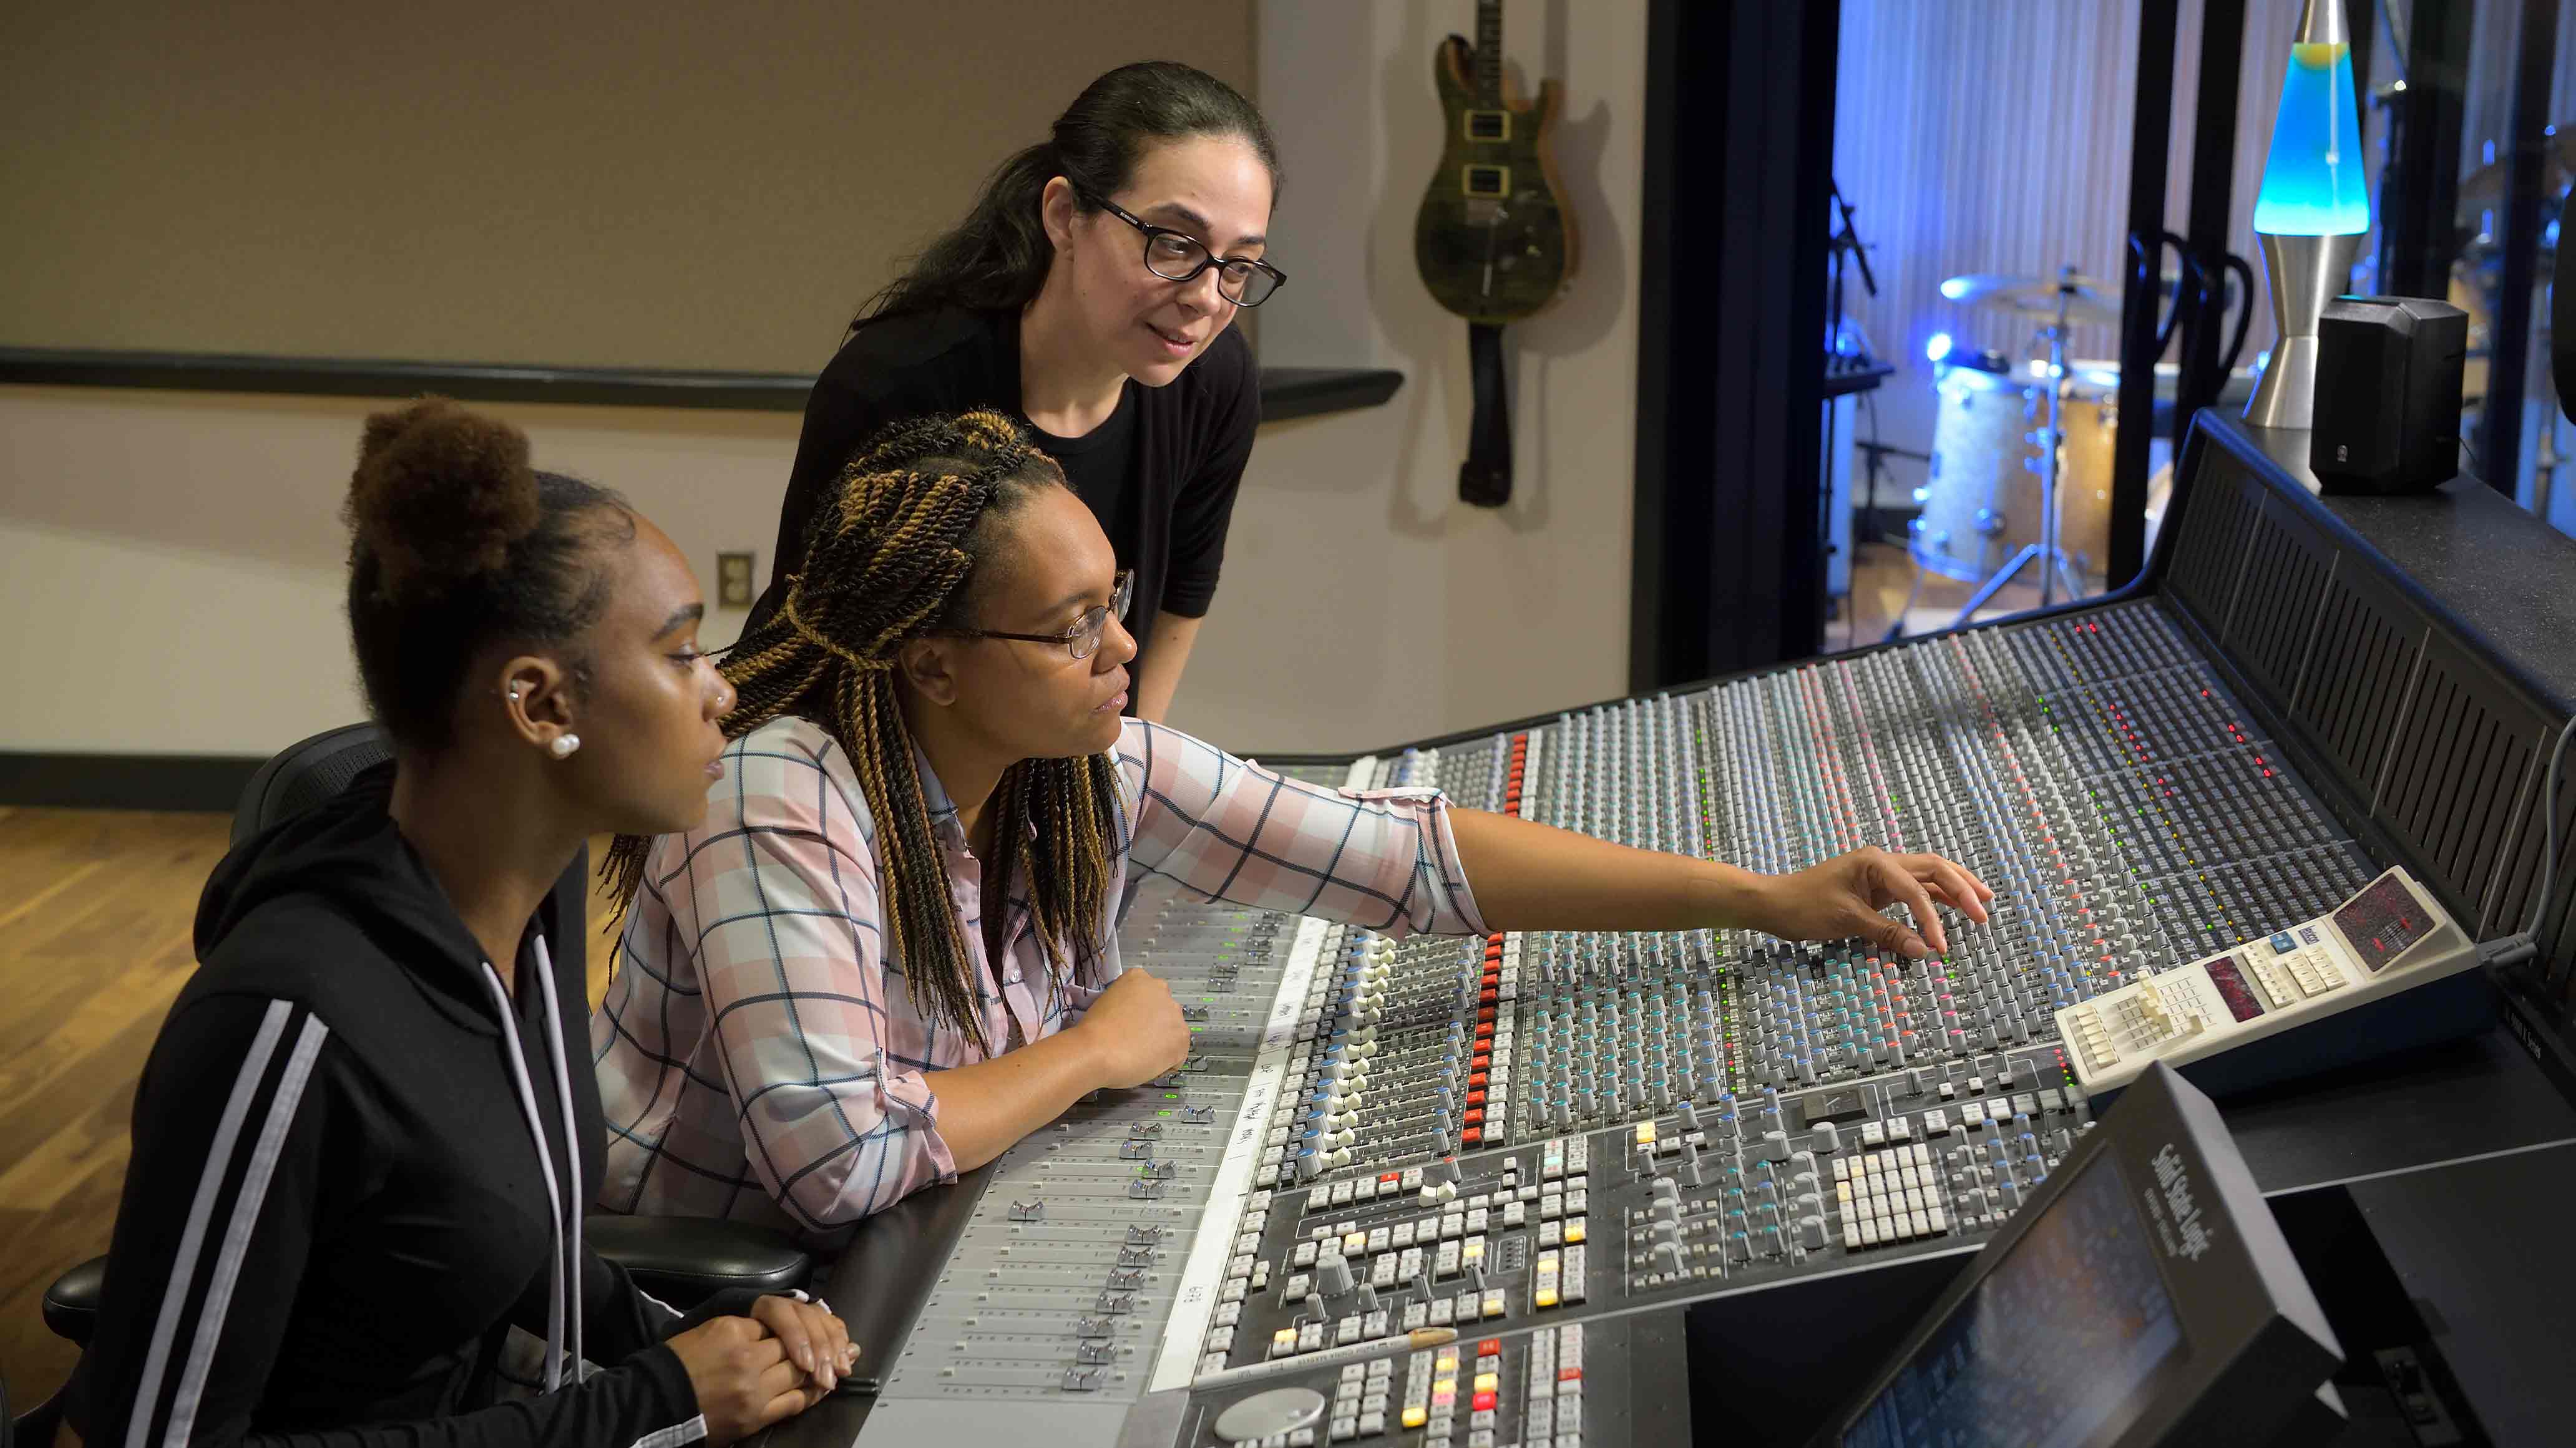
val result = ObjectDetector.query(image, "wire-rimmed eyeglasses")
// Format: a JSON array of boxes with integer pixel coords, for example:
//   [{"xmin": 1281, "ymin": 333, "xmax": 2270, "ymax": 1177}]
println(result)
[{"xmin": 938, "ymin": 570, "xmax": 1134, "ymax": 661}]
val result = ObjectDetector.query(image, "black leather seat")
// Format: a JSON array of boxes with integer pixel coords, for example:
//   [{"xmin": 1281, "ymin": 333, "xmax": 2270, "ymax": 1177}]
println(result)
[{"xmin": 35, "ymin": 724, "xmax": 809, "ymax": 1358}]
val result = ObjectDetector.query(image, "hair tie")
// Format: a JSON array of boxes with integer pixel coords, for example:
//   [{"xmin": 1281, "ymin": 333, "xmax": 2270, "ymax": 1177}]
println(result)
[{"xmin": 781, "ymin": 585, "xmax": 897, "ymax": 673}]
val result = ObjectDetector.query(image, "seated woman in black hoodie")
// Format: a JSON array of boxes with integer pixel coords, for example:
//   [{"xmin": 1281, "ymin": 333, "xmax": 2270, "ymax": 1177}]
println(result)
[{"xmin": 68, "ymin": 401, "xmax": 852, "ymax": 1447}]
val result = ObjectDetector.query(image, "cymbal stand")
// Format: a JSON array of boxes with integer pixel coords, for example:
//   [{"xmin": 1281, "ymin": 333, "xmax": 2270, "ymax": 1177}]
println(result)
[{"xmin": 1951, "ymin": 266, "xmax": 2092, "ymax": 624}]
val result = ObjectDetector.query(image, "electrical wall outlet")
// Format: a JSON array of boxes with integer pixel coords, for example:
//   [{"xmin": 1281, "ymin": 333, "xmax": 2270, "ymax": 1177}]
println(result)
[{"xmin": 716, "ymin": 552, "xmax": 755, "ymax": 609}]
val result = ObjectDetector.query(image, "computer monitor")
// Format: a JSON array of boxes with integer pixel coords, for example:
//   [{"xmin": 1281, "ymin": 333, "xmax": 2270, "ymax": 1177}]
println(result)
[{"xmin": 1812, "ymin": 1062, "xmax": 2341, "ymax": 1448}]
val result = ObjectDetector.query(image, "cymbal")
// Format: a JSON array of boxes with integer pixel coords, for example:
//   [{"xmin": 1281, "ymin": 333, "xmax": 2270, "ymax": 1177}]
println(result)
[
  {"xmin": 1938, "ymin": 272, "xmax": 2124, "ymax": 325},
  {"xmin": 2457, "ymin": 129, "xmax": 2576, "ymax": 211}
]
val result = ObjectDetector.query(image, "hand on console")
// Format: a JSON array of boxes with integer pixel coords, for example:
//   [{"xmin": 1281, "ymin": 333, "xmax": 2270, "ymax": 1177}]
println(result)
[
  {"xmin": 1074, "ymin": 966, "xmax": 1194, "ymax": 1089},
  {"xmin": 1753, "ymin": 847, "xmax": 1993, "ymax": 958}
]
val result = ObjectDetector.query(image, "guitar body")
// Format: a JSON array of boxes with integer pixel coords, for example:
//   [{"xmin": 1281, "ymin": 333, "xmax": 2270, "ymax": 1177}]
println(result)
[{"xmin": 1413, "ymin": 33, "xmax": 1579, "ymax": 326}]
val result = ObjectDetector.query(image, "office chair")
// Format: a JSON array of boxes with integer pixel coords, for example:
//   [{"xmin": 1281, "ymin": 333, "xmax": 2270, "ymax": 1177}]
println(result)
[{"xmin": 21, "ymin": 724, "xmax": 807, "ymax": 1432}]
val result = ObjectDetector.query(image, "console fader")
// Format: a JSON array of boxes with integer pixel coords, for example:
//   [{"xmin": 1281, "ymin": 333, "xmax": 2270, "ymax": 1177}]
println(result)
[{"xmin": 855, "ymin": 600, "xmax": 2383, "ymax": 1448}]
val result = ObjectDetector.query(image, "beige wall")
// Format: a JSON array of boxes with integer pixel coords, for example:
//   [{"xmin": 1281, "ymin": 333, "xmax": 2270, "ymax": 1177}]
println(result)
[
  {"xmin": 0, "ymin": 387, "xmax": 799, "ymax": 755},
  {"xmin": 1, "ymin": 1, "xmax": 1253, "ymax": 373},
  {"xmin": 1, "ymin": 0, "xmax": 1644, "ymax": 762},
  {"xmin": 1169, "ymin": 0, "xmax": 1642, "ymax": 755}
]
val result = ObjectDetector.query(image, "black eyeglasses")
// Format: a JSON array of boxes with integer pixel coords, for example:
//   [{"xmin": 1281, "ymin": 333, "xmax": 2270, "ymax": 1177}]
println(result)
[
  {"xmin": 939, "ymin": 571, "xmax": 1134, "ymax": 661},
  {"xmin": 1076, "ymin": 187, "xmax": 1287, "ymax": 308}
]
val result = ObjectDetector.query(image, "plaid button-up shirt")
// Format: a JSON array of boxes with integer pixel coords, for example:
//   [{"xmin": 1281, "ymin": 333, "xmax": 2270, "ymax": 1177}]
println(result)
[{"xmin": 590, "ymin": 714, "xmax": 1486, "ymax": 1241}]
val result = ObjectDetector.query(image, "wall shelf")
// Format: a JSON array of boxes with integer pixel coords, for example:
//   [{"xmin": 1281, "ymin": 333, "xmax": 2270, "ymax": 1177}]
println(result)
[{"xmin": 0, "ymin": 347, "xmax": 1404, "ymax": 425}]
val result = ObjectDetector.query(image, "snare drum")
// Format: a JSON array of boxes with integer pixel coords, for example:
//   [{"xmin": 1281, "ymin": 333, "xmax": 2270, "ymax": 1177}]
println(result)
[{"xmin": 1911, "ymin": 367, "xmax": 2038, "ymax": 583}]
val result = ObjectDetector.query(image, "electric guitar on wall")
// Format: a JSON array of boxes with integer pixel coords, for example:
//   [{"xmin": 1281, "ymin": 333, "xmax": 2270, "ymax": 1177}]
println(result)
[{"xmin": 1413, "ymin": 0, "xmax": 1579, "ymax": 507}]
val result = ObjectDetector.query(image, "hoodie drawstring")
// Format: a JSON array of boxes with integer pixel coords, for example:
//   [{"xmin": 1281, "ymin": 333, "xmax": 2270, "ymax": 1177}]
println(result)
[
  {"xmin": 530, "ymin": 936, "xmax": 586, "ymax": 1381},
  {"xmin": 479, "ymin": 949, "xmax": 583, "ymax": 1392}
]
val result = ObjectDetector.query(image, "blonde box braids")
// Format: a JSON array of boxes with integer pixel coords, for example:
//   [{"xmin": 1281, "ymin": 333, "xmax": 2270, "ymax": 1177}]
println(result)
[{"xmin": 605, "ymin": 410, "xmax": 1126, "ymax": 1054}]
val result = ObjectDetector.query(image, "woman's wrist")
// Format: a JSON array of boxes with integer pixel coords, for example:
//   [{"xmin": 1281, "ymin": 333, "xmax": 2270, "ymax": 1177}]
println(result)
[
  {"xmin": 1695, "ymin": 862, "xmax": 1773, "ymax": 935},
  {"xmin": 1055, "ymin": 1014, "xmax": 1115, "ymax": 1094}
]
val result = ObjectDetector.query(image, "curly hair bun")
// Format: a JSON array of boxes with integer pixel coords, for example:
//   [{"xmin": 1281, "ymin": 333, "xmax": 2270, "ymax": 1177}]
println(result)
[{"xmin": 346, "ymin": 397, "xmax": 542, "ymax": 596}]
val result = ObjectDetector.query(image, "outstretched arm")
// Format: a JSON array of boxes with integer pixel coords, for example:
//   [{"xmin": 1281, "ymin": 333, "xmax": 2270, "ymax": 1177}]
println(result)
[{"xmin": 1447, "ymin": 808, "xmax": 1993, "ymax": 958}]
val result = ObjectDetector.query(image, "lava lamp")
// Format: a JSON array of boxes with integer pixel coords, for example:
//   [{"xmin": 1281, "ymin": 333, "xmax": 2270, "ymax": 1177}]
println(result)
[{"xmin": 2245, "ymin": 0, "xmax": 2370, "ymax": 429}]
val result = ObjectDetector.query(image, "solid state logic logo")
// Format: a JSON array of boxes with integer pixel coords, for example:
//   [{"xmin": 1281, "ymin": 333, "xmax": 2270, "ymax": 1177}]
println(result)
[{"xmin": 2149, "ymin": 1144, "xmax": 2213, "ymax": 1261}]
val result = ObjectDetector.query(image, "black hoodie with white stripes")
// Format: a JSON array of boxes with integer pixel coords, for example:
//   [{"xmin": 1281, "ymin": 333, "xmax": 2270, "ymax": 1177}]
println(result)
[{"xmin": 70, "ymin": 764, "xmax": 718, "ymax": 1447}]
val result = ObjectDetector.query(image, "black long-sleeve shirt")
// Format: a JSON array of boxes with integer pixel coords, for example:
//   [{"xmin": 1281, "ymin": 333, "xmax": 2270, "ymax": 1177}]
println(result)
[
  {"xmin": 754, "ymin": 306, "xmax": 1261, "ymax": 673},
  {"xmin": 71, "ymin": 767, "xmax": 731, "ymax": 1447}
]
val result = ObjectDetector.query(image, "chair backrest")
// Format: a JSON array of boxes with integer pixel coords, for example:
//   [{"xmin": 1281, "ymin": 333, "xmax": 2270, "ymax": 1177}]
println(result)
[
  {"xmin": 228, "ymin": 722, "xmax": 592, "ymax": 961},
  {"xmin": 232, "ymin": 722, "xmax": 393, "ymax": 845}
]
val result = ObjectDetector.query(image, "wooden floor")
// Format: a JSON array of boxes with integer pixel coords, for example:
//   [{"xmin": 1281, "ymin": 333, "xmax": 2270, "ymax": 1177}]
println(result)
[
  {"xmin": 0, "ymin": 546, "xmax": 2036, "ymax": 1406},
  {"xmin": 1, "ymin": 806, "xmax": 226, "ymax": 1408},
  {"xmin": 1835, "ymin": 537, "xmax": 2051, "ymax": 651},
  {"xmin": 0, "ymin": 807, "xmax": 618, "ymax": 1409}
]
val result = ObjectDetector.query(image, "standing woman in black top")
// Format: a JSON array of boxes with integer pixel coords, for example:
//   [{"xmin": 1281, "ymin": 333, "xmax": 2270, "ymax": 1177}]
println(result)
[{"xmin": 757, "ymin": 61, "xmax": 1283, "ymax": 722}]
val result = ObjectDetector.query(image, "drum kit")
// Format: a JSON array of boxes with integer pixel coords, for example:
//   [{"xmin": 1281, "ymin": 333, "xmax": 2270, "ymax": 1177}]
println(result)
[
  {"xmin": 1906, "ymin": 265, "xmax": 2254, "ymax": 627},
  {"xmin": 1901, "ymin": 137, "xmax": 2570, "ymax": 626},
  {"xmin": 1910, "ymin": 266, "xmax": 2121, "ymax": 620}
]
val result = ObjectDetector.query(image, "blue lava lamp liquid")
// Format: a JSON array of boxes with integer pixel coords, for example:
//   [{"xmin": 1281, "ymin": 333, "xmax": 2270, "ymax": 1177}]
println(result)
[{"xmin": 2253, "ymin": 43, "xmax": 2369, "ymax": 235}]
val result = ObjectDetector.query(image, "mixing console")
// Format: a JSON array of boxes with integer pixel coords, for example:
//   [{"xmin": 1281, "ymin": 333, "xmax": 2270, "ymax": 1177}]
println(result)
[
  {"xmin": 1163, "ymin": 1314, "xmax": 1680, "ymax": 1448},
  {"xmin": 855, "ymin": 599, "xmax": 2391, "ymax": 1448},
  {"xmin": 862, "ymin": 897, "xmax": 1324, "ymax": 1414},
  {"xmin": 1261, "ymin": 601, "xmax": 2372, "ymax": 1182}
]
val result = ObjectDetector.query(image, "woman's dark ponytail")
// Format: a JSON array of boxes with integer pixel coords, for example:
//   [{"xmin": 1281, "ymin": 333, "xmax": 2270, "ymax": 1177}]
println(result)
[{"xmin": 856, "ymin": 61, "xmax": 1278, "ymax": 325}]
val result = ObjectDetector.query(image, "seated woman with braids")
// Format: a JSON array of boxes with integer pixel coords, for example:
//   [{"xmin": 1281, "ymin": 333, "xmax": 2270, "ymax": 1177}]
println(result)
[{"xmin": 591, "ymin": 411, "xmax": 1993, "ymax": 1240}]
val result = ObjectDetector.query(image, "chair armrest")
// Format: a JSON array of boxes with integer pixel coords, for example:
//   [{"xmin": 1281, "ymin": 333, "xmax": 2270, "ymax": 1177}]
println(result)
[
  {"xmin": 585, "ymin": 1215, "xmax": 811, "ymax": 1309},
  {"xmin": 38, "ymin": 1222, "xmax": 811, "ymax": 1351},
  {"xmin": 42, "ymin": 1256, "xmax": 108, "ymax": 1347}
]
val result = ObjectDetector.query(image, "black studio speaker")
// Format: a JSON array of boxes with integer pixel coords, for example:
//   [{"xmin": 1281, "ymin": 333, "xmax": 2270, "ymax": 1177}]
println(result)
[{"xmin": 2308, "ymin": 296, "xmax": 2468, "ymax": 492}]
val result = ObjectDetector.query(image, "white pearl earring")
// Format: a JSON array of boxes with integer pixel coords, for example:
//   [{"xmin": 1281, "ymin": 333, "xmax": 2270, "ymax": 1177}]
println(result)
[{"xmin": 549, "ymin": 734, "xmax": 582, "ymax": 759}]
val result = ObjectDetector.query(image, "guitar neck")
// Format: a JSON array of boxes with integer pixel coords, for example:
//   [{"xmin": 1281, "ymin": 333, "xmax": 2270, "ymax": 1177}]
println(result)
[{"xmin": 1475, "ymin": 0, "xmax": 1503, "ymax": 102}]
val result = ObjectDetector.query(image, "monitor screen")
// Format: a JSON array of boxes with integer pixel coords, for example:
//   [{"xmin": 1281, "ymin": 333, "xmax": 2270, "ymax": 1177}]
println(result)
[
  {"xmin": 2330, "ymin": 873, "xmax": 2432, "ymax": 974},
  {"xmin": 2202, "ymin": 954, "xmax": 2269, "ymax": 1023},
  {"xmin": 1842, "ymin": 1151, "xmax": 2184, "ymax": 1448}
]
